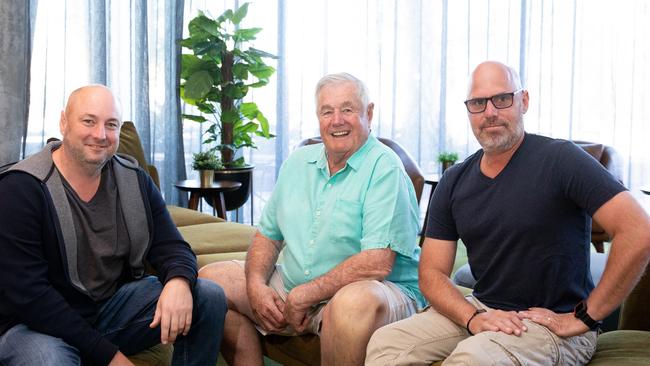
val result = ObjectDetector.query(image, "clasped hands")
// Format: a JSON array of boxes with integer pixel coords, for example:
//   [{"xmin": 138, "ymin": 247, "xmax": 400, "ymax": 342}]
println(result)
[
  {"xmin": 248, "ymin": 282, "xmax": 313, "ymax": 333},
  {"xmin": 467, "ymin": 307, "xmax": 589, "ymax": 338}
]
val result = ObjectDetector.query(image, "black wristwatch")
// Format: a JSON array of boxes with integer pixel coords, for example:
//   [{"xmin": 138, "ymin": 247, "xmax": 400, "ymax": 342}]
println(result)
[{"xmin": 574, "ymin": 300, "xmax": 598, "ymax": 329}]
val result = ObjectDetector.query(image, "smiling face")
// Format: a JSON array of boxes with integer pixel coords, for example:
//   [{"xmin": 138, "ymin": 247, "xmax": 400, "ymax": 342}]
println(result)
[
  {"xmin": 59, "ymin": 85, "xmax": 122, "ymax": 171},
  {"xmin": 467, "ymin": 62, "xmax": 529, "ymax": 154},
  {"xmin": 317, "ymin": 80, "xmax": 374, "ymax": 170}
]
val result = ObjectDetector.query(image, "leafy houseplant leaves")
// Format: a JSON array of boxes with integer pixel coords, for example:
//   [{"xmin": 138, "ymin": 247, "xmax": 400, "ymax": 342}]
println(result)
[
  {"xmin": 180, "ymin": 2, "xmax": 277, "ymax": 167},
  {"xmin": 233, "ymin": 28, "xmax": 262, "ymax": 42},
  {"xmin": 185, "ymin": 70, "xmax": 214, "ymax": 100}
]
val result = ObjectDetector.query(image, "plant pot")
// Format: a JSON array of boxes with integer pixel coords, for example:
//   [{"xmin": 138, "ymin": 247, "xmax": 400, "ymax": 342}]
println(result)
[
  {"xmin": 441, "ymin": 161, "xmax": 455, "ymax": 173},
  {"xmin": 212, "ymin": 165, "xmax": 254, "ymax": 211},
  {"xmin": 198, "ymin": 169, "xmax": 214, "ymax": 187}
]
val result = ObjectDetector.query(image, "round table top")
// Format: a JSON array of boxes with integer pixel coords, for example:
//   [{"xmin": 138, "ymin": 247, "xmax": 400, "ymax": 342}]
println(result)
[{"xmin": 174, "ymin": 179, "xmax": 242, "ymax": 192}]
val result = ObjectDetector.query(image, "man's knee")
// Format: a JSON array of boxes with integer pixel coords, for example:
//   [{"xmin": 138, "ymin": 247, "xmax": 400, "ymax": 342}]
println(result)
[
  {"xmin": 193, "ymin": 278, "xmax": 227, "ymax": 318},
  {"xmin": 0, "ymin": 325, "xmax": 81, "ymax": 366},
  {"xmin": 198, "ymin": 260, "xmax": 242, "ymax": 285},
  {"xmin": 323, "ymin": 281, "xmax": 387, "ymax": 330}
]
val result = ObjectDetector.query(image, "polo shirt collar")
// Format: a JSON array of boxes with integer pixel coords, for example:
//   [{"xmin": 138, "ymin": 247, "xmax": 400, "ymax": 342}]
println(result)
[{"xmin": 307, "ymin": 135, "xmax": 378, "ymax": 173}]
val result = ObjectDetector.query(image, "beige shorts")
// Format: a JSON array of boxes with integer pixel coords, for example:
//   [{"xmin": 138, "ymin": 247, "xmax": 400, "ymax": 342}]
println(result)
[{"xmin": 233, "ymin": 260, "xmax": 418, "ymax": 336}]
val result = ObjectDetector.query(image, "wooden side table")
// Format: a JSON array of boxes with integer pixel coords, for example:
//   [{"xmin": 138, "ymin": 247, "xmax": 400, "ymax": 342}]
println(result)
[{"xmin": 174, "ymin": 180, "xmax": 242, "ymax": 220}]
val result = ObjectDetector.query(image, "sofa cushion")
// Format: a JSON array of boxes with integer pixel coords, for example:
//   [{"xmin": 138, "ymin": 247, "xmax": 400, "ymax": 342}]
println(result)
[
  {"xmin": 167, "ymin": 205, "xmax": 224, "ymax": 227},
  {"xmin": 587, "ymin": 330, "xmax": 650, "ymax": 365},
  {"xmin": 178, "ymin": 222, "xmax": 255, "ymax": 256},
  {"xmin": 129, "ymin": 343, "xmax": 172, "ymax": 366},
  {"xmin": 118, "ymin": 121, "xmax": 149, "ymax": 169}
]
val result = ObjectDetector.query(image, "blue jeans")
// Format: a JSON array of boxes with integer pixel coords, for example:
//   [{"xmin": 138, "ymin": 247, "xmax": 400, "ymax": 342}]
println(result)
[{"xmin": 0, "ymin": 276, "xmax": 226, "ymax": 366}]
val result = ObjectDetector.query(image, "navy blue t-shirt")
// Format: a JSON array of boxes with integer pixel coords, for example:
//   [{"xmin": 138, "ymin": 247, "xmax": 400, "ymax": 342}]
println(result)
[{"xmin": 425, "ymin": 133, "xmax": 625, "ymax": 312}]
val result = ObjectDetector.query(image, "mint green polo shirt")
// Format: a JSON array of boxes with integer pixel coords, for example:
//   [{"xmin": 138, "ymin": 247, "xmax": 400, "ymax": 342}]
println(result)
[{"xmin": 259, "ymin": 135, "xmax": 425, "ymax": 307}]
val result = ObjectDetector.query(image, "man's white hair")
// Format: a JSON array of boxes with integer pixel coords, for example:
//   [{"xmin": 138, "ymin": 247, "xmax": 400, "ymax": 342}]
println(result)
[{"xmin": 315, "ymin": 72, "xmax": 369, "ymax": 112}]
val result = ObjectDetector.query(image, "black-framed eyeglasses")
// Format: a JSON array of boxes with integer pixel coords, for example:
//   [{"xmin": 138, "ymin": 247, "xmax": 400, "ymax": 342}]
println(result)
[{"xmin": 464, "ymin": 89, "xmax": 523, "ymax": 114}]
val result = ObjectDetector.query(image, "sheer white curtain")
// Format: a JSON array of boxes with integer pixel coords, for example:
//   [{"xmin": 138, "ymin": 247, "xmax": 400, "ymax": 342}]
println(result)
[
  {"xmin": 27, "ymin": 0, "xmax": 649, "ymax": 222},
  {"xmin": 27, "ymin": 0, "xmax": 187, "ymax": 203},
  {"xmin": 187, "ymin": 0, "xmax": 648, "ymax": 223}
]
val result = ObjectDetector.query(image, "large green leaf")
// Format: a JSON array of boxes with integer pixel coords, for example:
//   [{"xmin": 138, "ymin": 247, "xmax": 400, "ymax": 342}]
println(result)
[
  {"xmin": 235, "ymin": 122, "xmax": 259, "ymax": 134},
  {"xmin": 180, "ymin": 54, "xmax": 205, "ymax": 79},
  {"xmin": 248, "ymin": 47, "xmax": 278, "ymax": 59},
  {"xmin": 223, "ymin": 84, "xmax": 247, "ymax": 99},
  {"xmin": 189, "ymin": 13, "xmax": 220, "ymax": 38},
  {"xmin": 248, "ymin": 80, "xmax": 269, "ymax": 88},
  {"xmin": 216, "ymin": 9, "xmax": 234, "ymax": 25},
  {"xmin": 249, "ymin": 65, "xmax": 275, "ymax": 79},
  {"xmin": 184, "ymin": 70, "xmax": 214, "ymax": 100},
  {"xmin": 221, "ymin": 109, "xmax": 240, "ymax": 124},
  {"xmin": 181, "ymin": 114, "xmax": 208, "ymax": 123},
  {"xmin": 232, "ymin": 63, "xmax": 249, "ymax": 80},
  {"xmin": 196, "ymin": 101, "xmax": 216, "ymax": 114},
  {"xmin": 232, "ymin": 3, "xmax": 250, "ymax": 25},
  {"xmin": 256, "ymin": 111, "xmax": 271, "ymax": 136},
  {"xmin": 233, "ymin": 28, "xmax": 262, "ymax": 42},
  {"xmin": 254, "ymin": 130, "xmax": 275, "ymax": 138},
  {"xmin": 239, "ymin": 102, "xmax": 259, "ymax": 119},
  {"xmin": 192, "ymin": 40, "xmax": 223, "ymax": 56}
]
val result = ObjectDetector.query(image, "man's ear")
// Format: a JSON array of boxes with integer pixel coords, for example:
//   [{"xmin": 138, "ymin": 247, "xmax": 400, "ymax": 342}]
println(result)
[
  {"xmin": 521, "ymin": 90, "xmax": 529, "ymax": 114},
  {"xmin": 366, "ymin": 102, "xmax": 375, "ymax": 124},
  {"xmin": 59, "ymin": 111, "xmax": 67, "ymax": 135}
]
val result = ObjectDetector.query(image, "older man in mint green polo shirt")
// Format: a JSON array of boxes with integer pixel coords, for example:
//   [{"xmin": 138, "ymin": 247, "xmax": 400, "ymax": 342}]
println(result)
[{"xmin": 199, "ymin": 72, "xmax": 424, "ymax": 366}]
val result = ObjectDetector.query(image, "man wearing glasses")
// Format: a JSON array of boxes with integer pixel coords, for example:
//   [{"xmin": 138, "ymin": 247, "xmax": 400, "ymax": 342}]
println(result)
[{"xmin": 366, "ymin": 61, "xmax": 650, "ymax": 365}]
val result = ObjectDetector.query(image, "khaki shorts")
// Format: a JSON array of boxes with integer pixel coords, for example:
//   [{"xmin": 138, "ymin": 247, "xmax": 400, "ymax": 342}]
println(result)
[{"xmin": 233, "ymin": 260, "xmax": 418, "ymax": 336}]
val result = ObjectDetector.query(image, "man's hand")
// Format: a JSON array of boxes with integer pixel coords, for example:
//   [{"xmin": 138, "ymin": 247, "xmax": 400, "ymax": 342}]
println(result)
[
  {"xmin": 247, "ymin": 282, "xmax": 287, "ymax": 332},
  {"xmin": 518, "ymin": 307, "xmax": 589, "ymax": 337},
  {"xmin": 149, "ymin": 277, "xmax": 193, "ymax": 344},
  {"xmin": 284, "ymin": 285, "xmax": 313, "ymax": 332},
  {"xmin": 108, "ymin": 351, "xmax": 134, "ymax": 366},
  {"xmin": 468, "ymin": 309, "xmax": 528, "ymax": 336}
]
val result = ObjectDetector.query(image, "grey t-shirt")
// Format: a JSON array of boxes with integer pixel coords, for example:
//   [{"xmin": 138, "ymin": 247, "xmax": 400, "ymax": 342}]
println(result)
[{"xmin": 61, "ymin": 161, "xmax": 130, "ymax": 301}]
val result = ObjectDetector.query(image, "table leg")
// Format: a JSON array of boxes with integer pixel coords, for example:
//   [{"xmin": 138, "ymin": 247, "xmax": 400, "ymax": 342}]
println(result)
[
  {"xmin": 212, "ymin": 192, "xmax": 228, "ymax": 220},
  {"xmin": 188, "ymin": 192, "xmax": 200, "ymax": 210}
]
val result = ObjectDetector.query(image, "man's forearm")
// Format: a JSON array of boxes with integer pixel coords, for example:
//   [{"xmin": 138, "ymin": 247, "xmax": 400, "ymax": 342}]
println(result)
[
  {"xmin": 587, "ymin": 193, "xmax": 650, "ymax": 321},
  {"xmin": 294, "ymin": 248, "xmax": 395, "ymax": 305},
  {"xmin": 245, "ymin": 231, "xmax": 282, "ymax": 286},
  {"xmin": 421, "ymin": 267, "xmax": 478, "ymax": 327},
  {"xmin": 586, "ymin": 232, "xmax": 650, "ymax": 321}
]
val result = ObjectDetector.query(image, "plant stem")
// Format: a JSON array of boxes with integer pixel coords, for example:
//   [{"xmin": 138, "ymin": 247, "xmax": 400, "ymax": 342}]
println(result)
[{"xmin": 220, "ymin": 51, "xmax": 235, "ymax": 164}]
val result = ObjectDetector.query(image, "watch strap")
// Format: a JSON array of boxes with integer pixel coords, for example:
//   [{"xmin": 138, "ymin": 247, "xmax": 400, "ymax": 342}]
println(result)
[
  {"xmin": 466, "ymin": 308, "xmax": 487, "ymax": 335},
  {"xmin": 574, "ymin": 300, "xmax": 598, "ymax": 329}
]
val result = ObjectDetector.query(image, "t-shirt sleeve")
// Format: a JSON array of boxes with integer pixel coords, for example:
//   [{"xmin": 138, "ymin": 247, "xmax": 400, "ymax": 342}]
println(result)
[
  {"xmin": 359, "ymin": 157, "xmax": 420, "ymax": 257},
  {"xmin": 424, "ymin": 170, "xmax": 460, "ymax": 241},
  {"xmin": 556, "ymin": 142, "xmax": 626, "ymax": 216}
]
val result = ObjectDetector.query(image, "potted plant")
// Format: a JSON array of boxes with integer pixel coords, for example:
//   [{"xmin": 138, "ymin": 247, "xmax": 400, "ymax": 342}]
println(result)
[
  {"xmin": 192, "ymin": 150, "xmax": 223, "ymax": 187},
  {"xmin": 180, "ymin": 2, "xmax": 276, "ymax": 215},
  {"xmin": 437, "ymin": 151, "xmax": 459, "ymax": 173}
]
